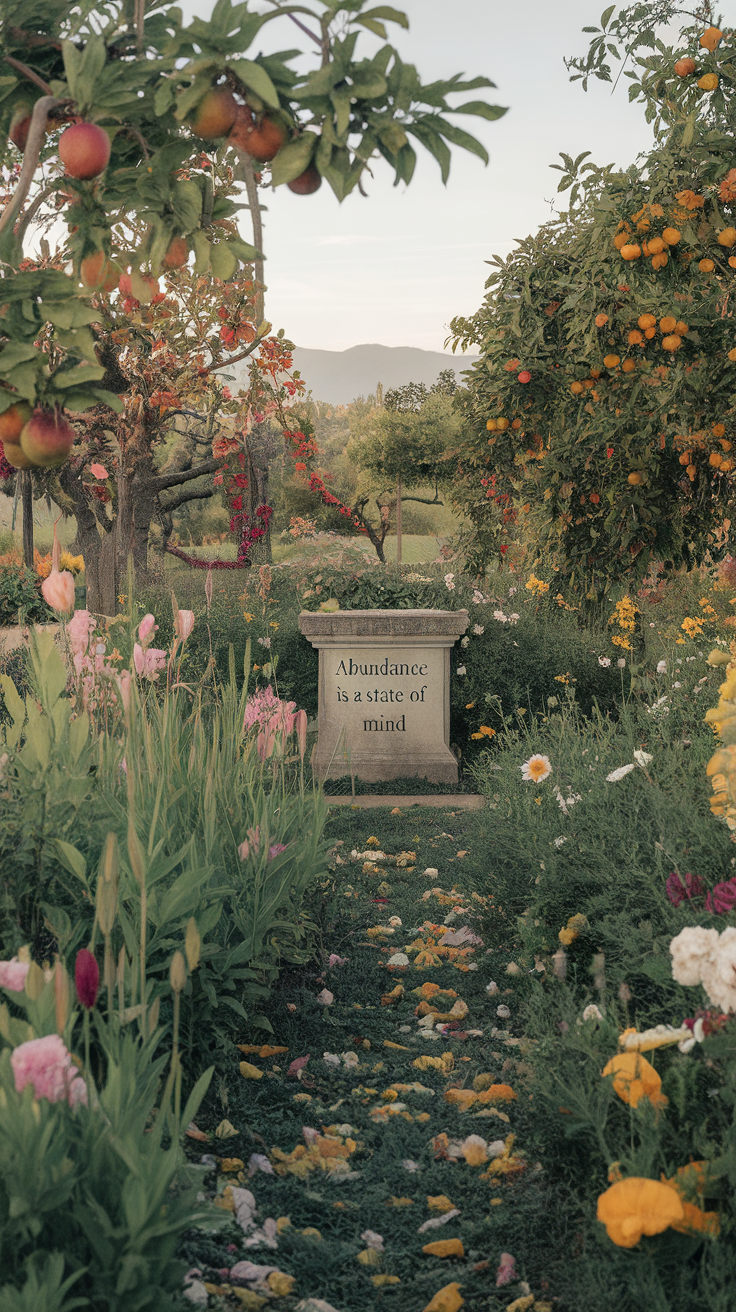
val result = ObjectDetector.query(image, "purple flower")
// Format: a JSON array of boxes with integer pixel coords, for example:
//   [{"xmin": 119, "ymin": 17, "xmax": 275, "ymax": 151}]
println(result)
[
  {"xmin": 705, "ymin": 877, "xmax": 736, "ymax": 914},
  {"xmin": 268, "ymin": 843, "xmax": 287, "ymax": 861},
  {"xmin": 666, "ymin": 871, "xmax": 705, "ymax": 907}
]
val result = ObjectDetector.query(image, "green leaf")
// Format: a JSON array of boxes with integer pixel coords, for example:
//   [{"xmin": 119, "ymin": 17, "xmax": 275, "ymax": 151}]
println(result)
[
  {"xmin": 451, "ymin": 100, "xmax": 507, "ymax": 122},
  {"xmin": 405, "ymin": 123, "xmax": 451, "ymax": 183},
  {"xmin": 209, "ymin": 242, "xmax": 238, "ymax": 281},
  {"xmin": 227, "ymin": 59, "xmax": 280, "ymax": 109},
  {"xmin": 170, "ymin": 179, "xmax": 203, "ymax": 231},
  {"xmin": 426, "ymin": 115, "xmax": 489, "ymax": 164},
  {"xmin": 359, "ymin": 5, "xmax": 408, "ymax": 27},
  {"xmin": 228, "ymin": 234, "xmax": 263, "ymax": 263},
  {"xmin": 54, "ymin": 364, "xmax": 106, "ymax": 388},
  {"xmin": 62, "ymin": 388, "xmax": 123, "ymax": 413},
  {"xmin": 294, "ymin": 63, "xmax": 341, "ymax": 100},
  {"xmin": 54, "ymin": 841, "xmax": 88, "ymax": 888},
  {"xmin": 192, "ymin": 230, "xmax": 211, "ymax": 274},
  {"xmin": 271, "ymin": 133, "xmax": 317, "ymax": 186}
]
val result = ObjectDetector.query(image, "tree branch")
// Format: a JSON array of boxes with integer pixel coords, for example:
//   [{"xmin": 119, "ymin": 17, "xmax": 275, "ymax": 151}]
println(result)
[
  {"xmin": 157, "ymin": 485, "xmax": 215, "ymax": 513},
  {"xmin": 148, "ymin": 456, "xmax": 220, "ymax": 492},
  {"xmin": 0, "ymin": 96, "xmax": 63, "ymax": 240},
  {"xmin": 3, "ymin": 55, "xmax": 54, "ymax": 95}
]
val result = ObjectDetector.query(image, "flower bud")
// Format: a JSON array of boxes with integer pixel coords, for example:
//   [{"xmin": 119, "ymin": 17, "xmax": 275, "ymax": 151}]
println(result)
[
  {"xmin": 127, "ymin": 819, "xmax": 145, "ymax": 886},
  {"xmin": 75, "ymin": 948, "xmax": 99, "ymax": 1009},
  {"xmin": 54, "ymin": 959, "xmax": 70, "ymax": 1033},
  {"xmin": 169, "ymin": 950, "xmax": 187, "ymax": 994},
  {"xmin": 185, "ymin": 918, "xmax": 201, "ymax": 971},
  {"xmin": 295, "ymin": 708, "xmax": 307, "ymax": 761},
  {"xmin": 41, "ymin": 569, "xmax": 76, "ymax": 616},
  {"xmin": 175, "ymin": 609, "xmax": 195, "ymax": 641},
  {"xmin": 148, "ymin": 995, "xmax": 161, "ymax": 1032},
  {"xmin": 25, "ymin": 961, "xmax": 45, "ymax": 1001}
]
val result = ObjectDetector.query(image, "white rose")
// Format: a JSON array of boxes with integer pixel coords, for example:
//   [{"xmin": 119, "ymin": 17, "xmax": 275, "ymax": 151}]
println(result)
[{"xmin": 669, "ymin": 926, "xmax": 720, "ymax": 987}]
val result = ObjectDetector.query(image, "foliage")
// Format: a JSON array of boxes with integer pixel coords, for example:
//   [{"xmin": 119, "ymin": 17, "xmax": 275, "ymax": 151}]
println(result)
[
  {"xmin": 0, "ymin": 564, "xmax": 51, "ymax": 625},
  {"xmin": 448, "ymin": 15, "xmax": 736, "ymax": 597}
]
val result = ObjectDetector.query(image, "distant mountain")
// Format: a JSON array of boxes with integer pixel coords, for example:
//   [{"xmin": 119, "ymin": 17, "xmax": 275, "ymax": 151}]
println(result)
[{"xmin": 288, "ymin": 343, "xmax": 480, "ymax": 406}]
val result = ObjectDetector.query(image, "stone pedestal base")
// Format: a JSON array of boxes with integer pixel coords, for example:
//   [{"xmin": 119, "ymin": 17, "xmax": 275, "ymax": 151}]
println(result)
[{"xmin": 299, "ymin": 609, "xmax": 468, "ymax": 785}]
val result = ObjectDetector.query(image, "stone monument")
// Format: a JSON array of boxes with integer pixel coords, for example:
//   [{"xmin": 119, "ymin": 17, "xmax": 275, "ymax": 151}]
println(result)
[{"xmin": 299, "ymin": 608, "xmax": 468, "ymax": 784}]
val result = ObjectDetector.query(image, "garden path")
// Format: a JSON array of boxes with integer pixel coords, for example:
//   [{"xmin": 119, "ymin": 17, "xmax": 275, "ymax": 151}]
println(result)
[{"xmin": 185, "ymin": 806, "xmax": 553, "ymax": 1312}]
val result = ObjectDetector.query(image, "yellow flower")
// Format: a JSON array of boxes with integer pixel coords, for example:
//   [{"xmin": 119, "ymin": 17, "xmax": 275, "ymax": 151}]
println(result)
[
  {"xmin": 601, "ymin": 1052, "xmax": 668, "ymax": 1109},
  {"xmin": 269, "ymin": 621, "xmax": 279, "ymax": 628},
  {"xmin": 597, "ymin": 1177, "xmax": 684, "ymax": 1248},
  {"xmin": 243, "ymin": 612, "xmax": 253, "ymax": 621}
]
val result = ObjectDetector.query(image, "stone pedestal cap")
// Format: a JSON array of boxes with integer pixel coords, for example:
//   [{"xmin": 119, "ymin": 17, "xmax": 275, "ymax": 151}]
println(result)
[{"xmin": 299, "ymin": 608, "xmax": 469, "ymax": 642}]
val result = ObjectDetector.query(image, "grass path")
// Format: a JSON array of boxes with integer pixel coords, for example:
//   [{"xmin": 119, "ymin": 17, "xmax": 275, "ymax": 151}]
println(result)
[{"xmin": 184, "ymin": 806, "xmax": 555, "ymax": 1312}]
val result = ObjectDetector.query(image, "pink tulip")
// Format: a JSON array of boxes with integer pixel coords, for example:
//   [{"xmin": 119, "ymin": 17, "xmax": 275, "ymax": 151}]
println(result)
[
  {"xmin": 75, "ymin": 948, "xmax": 99, "ymax": 1009},
  {"xmin": 41, "ymin": 569, "xmax": 75, "ymax": 616},
  {"xmin": 175, "ymin": 609, "xmax": 195, "ymax": 641},
  {"xmin": 137, "ymin": 613, "xmax": 157, "ymax": 647},
  {"xmin": 0, "ymin": 959, "xmax": 30, "ymax": 992},
  {"xmin": 295, "ymin": 709, "xmax": 307, "ymax": 761},
  {"xmin": 11, "ymin": 1034, "xmax": 87, "ymax": 1106}
]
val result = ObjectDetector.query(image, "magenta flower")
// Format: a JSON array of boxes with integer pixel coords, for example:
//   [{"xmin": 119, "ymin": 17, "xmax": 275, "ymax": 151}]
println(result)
[
  {"xmin": 0, "ymin": 959, "xmax": 30, "ymax": 992},
  {"xmin": 11, "ymin": 1034, "xmax": 87, "ymax": 1106},
  {"xmin": 666, "ymin": 871, "xmax": 706, "ymax": 907},
  {"xmin": 75, "ymin": 948, "xmax": 99, "ymax": 1010},
  {"xmin": 705, "ymin": 877, "xmax": 736, "ymax": 914},
  {"xmin": 268, "ymin": 843, "xmax": 287, "ymax": 860}
]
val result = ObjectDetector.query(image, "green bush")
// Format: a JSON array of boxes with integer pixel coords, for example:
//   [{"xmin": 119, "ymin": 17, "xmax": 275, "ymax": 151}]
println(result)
[{"xmin": 0, "ymin": 565, "xmax": 51, "ymax": 626}]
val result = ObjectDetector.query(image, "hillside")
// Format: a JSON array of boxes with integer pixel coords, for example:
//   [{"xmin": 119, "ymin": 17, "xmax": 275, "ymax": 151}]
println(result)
[{"xmin": 232, "ymin": 343, "xmax": 479, "ymax": 406}]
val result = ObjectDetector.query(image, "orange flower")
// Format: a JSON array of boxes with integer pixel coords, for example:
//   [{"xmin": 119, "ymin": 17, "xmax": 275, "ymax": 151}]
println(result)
[
  {"xmin": 597, "ymin": 1177, "xmax": 684, "ymax": 1247},
  {"xmin": 720, "ymin": 168, "xmax": 736, "ymax": 204},
  {"xmin": 476, "ymin": 1083, "xmax": 517, "ymax": 1104},
  {"xmin": 675, "ymin": 189, "xmax": 705, "ymax": 210},
  {"xmin": 601, "ymin": 1052, "xmax": 668, "ymax": 1109}
]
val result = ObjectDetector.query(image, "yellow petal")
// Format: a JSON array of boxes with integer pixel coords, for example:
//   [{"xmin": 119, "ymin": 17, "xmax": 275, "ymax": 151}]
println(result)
[
  {"xmin": 427, "ymin": 1194, "xmax": 455, "ymax": 1212},
  {"xmin": 422, "ymin": 1281, "xmax": 464, "ymax": 1312},
  {"xmin": 357, "ymin": 1248, "xmax": 381, "ymax": 1266},
  {"xmin": 371, "ymin": 1274, "xmax": 401, "ymax": 1286},
  {"xmin": 422, "ymin": 1238, "xmax": 465, "ymax": 1258},
  {"xmin": 239, "ymin": 1061, "xmax": 263, "ymax": 1080},
  {"xmin": 266, "ymin": 1273, "xmax": 295, "ymax": 1296}
]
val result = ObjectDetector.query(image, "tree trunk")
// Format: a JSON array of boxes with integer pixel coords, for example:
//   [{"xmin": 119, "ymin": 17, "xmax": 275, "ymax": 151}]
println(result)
[
  {"xmin": 74, "ymin": 510, "xmax": 117, "ymax": 616},
  {"xmin": 396, "ymin": 475, "xmax": 402, "ymax": 567},
  {"xmin": 20, "ymin": 471, "xmax": 34, "ymax": 567},
  {"xmin": 247, "ymin": 424, "xmax": 272, "ymax": 564}
]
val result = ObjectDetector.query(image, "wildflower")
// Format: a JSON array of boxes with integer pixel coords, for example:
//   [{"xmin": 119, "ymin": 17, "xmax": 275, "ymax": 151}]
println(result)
[
  {"xmin": 175, "ymin": 610, "xmax": 194, "ymax": 641},
  {"xmin": 582, "ymin": 1004, "xmax": 604, "ymax": 1022},
  {"xmin": 520, "ymin": 754, "xmax": 552, "ymax": 782},
  {"xmin": 619, "ymin": 1024, "xmax": 691, "ymax": 1052},
  {"xmin": 243, "ymin": 612, "xmax": 253, "ymax": 621},
  {"xmin": 705, "ymin": 878, "xmax": 736, "ymax": 914},
  {"xmin": 268, "ymin": 843, "xmax": 287, "ymax": 860},
  {"xmin": 495, "ymin": 1253, "xmax": 517, "ymax": 1287},
  {"xmin": 670, "ymin": 926, "xmax": 721, "ymax": 987},
  {"xmin": 508, "ymin": 613, "xmax": 520, "ymax": 622},
  {"xmin": 444, "ymin": 573, "xmax": 455, "ymax": 591},
  {"xmin": 617, "ymin": 658, "xmax": 626, "ymax": 668},
  {"xmin": 133, "ymin": 643, "xmax": 167, "ymax": 680},
  {"xmin": 601, "ymin": 1052, "xmax": 668, "ymax": 1108},
  {"xmin": 0, "ymin": 959, "xmax": 30, "ymax": 992},
  {"xmin": 11, "ymin": 1034, "xmax": 88, "ymax": 1107},
  {"xmin": 74, "ymin": 948, "xmax": 99, "ymax": 1010},
  {"xmin": 460, "ymin": 636, "xmax": 469, "ymax": 648},
  {"xmin": 633, "ymin": 750, "xmax": 653, "ymax": 768},
  {"xmin": 597, "ymin": 1177, "xmax": 684, "ymax": 1248},
  {"xmin": 473, "ymin": 624, "xmax": 485, "ymax": 636},
  {"xmin": 598, "ymin": 656, "xmax": 611, "ymax": 667},
  {"xmin": 493, "ymin": 610, "xmax": 507, "ymax": 622},
  {"xmin": 456, "ymin": 666, "xmax": 466, "ymax": 676},
  {"xmin": 137, "ymin": 613, "xmax": 157, "ymax": 647},
  {"xmin": 553, "ymin": 836, "xmax": 568, "ymax": 848},
  {"xmin": 606, "ymin": 764, "xmax": 635, "ymax": 782},
  {"xmin": 257, "ymin": 636, "xmax": 272, "ymax": 648},
  {"xmin": 699, "ymin": 927, "xmax": 736, "ymax": 1011},
  {"xmin": 682, "ymin": 616, "xmax": 705, "ymax": 638},
  {"xmin": 665, "ymin": 871, "xmax": 705, "ymax": 907}
]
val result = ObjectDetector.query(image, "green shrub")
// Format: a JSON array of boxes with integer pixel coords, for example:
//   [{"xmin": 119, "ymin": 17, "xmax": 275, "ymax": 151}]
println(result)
[{"xmin": 0, "ymin": 565, "xmax": 51, "ymax": 626}]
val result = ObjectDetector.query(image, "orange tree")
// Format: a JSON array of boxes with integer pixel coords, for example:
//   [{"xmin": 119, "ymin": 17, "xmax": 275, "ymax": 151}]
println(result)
[
  {"xmin": 448, "ymin": 10, "xmax": 736, "ymax": 598},
  {"xmin": 0, "ymin": 0, "xmax": 505, "ymax": 604}
]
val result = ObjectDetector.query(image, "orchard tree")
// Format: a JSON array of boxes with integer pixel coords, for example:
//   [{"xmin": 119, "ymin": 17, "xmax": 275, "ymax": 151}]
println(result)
[
  {"xmin": 0, "ymin": 0, "xmax": 504, "ymax": 610},
  {"xmin": 448, "ymin": 8, "xmax": 736, "ymax": 598}
]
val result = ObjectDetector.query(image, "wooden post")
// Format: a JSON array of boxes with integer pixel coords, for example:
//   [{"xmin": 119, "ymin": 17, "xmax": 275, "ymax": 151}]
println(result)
[
  {"xmin": 396, "ymin": 475, "xmax": 402, "ymax": 567},
  {"xmin": 20, "ymin": 470, "xmax": 34, "ymax": 567}
]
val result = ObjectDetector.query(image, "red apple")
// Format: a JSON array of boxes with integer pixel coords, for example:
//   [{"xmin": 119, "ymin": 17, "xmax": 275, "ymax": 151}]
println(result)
[
  {"xmin": 0, "ymin": 401, "xmax": 32, "ymax": 443},
  {"xmin": 231, "ymin": 114, "xmax": 286, "ymax": 163},
  {"xmin": 287, "ymin": 166, "xmax": 322, "ymax": 195},
  {"xmin": 190, "ymin": 88, "xmax": 238, "ymax": 139},
  {"xmin": 9, "ymin": 103, "xmax": 33, "ymax": 153},
  {"xmin": 80, "ymin": 251, "xmax": 121, "ymax": 292},
  {"xmin": 19, "ymin": 408, "xmax": 76, "ymax": 468},
  {"xmin": 163, "ymin": 236, "xmax": 189, "ymax": 269},
  {"xmin": 58, "ymin": 122, "xmax": 111, "ymax": 180}
]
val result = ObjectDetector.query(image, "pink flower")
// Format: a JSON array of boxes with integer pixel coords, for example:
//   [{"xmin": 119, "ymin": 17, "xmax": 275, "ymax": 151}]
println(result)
[
  {"xmin": 133, "ymin": 643, "xmax": 167, "ymax": 680},
  {"xmin": 238, "ymin": 827, "xmax": 260, "ymax": 861},
  {"xmin": 666, "ymin": 871, "xmax": 706, "ymax": 907},
  {"xmin": 41, "ymin": 570, "xmax": 75, "ymax": 615},
  {"xmin": 90, "ymin": 463, "xmax": 108, "ymax": 479},
  {"xmin": 0, "ymin": 959, "xmax": 30, "ymax": 992},
  {"xmin": 116, "ymin": 670, "xmax": 132, "ymax": 715},
  {"xmin": 495, "ymin": 1252, "xmax": 517, "ymax": 1287},
  {"xmin": 268, "ymin": 843, "xmax": 287, "ymax": 860},
  {"xmin": 175, "ymin": 609, "xmax": 194, "ymax": 641},
  {"xmin": 328, "ymin": 954, "xmax": 347, "ymax": 968},
  {"xmin": 137, "ymin": 613, "xmax": 157, "ymax": 647},
  {"xmin": 11, "ymin": 1034, "xmax": 87, "ymax": 1106},
  {"xmin": 706, "ymin": 878, "xmax": 736, "ymax": 914},
  {"xmin": 75, "ymin": 948, "xmax": 99, "ymax": 1009}
]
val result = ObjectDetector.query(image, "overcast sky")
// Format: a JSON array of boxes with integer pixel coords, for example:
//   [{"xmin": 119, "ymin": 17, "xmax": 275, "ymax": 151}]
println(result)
[{"xmin": 179, "ymin": 0, "xmax": 661, "ymax": 352}]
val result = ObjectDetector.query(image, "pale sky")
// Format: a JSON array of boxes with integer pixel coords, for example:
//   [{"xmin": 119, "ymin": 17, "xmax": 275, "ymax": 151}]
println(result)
[{"xmin": 179, "ymin": 1, "xmax": 668, "ymax": 351}]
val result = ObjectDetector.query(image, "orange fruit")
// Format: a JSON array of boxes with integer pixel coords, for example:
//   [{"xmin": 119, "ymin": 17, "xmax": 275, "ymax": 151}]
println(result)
[
  {"xmin": 570, "ymin": 381, "xmax": 584, "ymax": 394},
  {"xmin": 486, "ymin": 419, "xmax": 497, "ymax": 431},
  {"xmin": 595, "ymin": 313, "xmax": 609, "ymax": 326},
  {"xmin": 582, "ymin": 379, "xmax": 595, "ymax": 390},
  {"xmin": 511, "ymin": 418, "xmax": 522, "ymax": 429},
  {"xmin": 699, "ymin": 258, "xmax": 715, "ymax": 272},
  {"xmin": 674, "ymin": 321, "xmax": 689, "ymax": 335},
  {"xmin": 638, "ymin": 313, "xmax": 657, "ymax": 329},
  {"xmin": 647, "ymin": 236, "xmax": 666, "ymax": 255},
  {"xmin": 603, "ymin": 354, "xmax": 620, "ymax": 368},
  {"xmin": 679, "ymin": 452, "xmax": 692, "ymax": 465},
  {"xmin": 721, "ymin": 459, "xmax": 734, "ymax": 471},
  {"xmin": 699, "ymin": 27, "xmax": 723, "ymax": 51},
  {"xmin": 718, "ymin": 228, "xmax": 736, "ymax": 248},
  {"xmin": 674, "ymin": 56, "xmax": 696, "ymax": 76},
  {"xmin": 660, "ymin": 315, "xmax": 677, "ymax": 333},
  {"xmin": 628, "ymin": 329, "xmax": 644, "ymax": 346},
  {"xmin": 720, "ymin": 439, "xmax": 733, "ymax": 451},
  {"xmin": 712, "ymin": 423, "xmax": 726, "ymax": 437},
  {"xmin": 729, "ymin": 257, "xmax": 736, "ymax": 268},
  {"xmin": 589, "ymin": 492, "xmax": 600, "ymax": 503},
  {"xmin": 687, "ymin": 464, "xmax": 697, "ymax": 479},
  {"xmin": 662, "ymin": 334, "xmax": 683, "ymax": 351},
  {"xmin": 728, "ymin": 348, "xmax": 736, "ymax": 361},
  {"xmin": 622, "ymin": 358, "xmax": 636, "ymax": 373},
  {"xmin": 709, "ymin": 452, "xmax": 723, "ymax": 467},
  {"xmin": 620, "ymin": 244, "xmax": 642, "ymax": 261},
  {"xmin": 644, "ymin": 326, "xmax": 657, "ymax": 339},
  {"xmin": 613, "ymin": 233, "xmax": 630, "ymax": 250},
  {"xmin": 496, "ymin": 417, "xmax": 509, "ymax": 431},
  {"xmin": 628, "ymin": 472, "xmax": 643, "ymax": 485},
  {"xmin": 641, "ymin": 240, "xmax": 651, "ymax": 256},
  {"xmin": 698, "ymin": 73, "xmax": 719, "ymax": 90},
  {"xmin": 652, "ymin": 253, "xmax": 668, "ymax": 269},
  {"xmin": 662, "ymin": 227, "xmax": 681, "ymax": 245}
]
